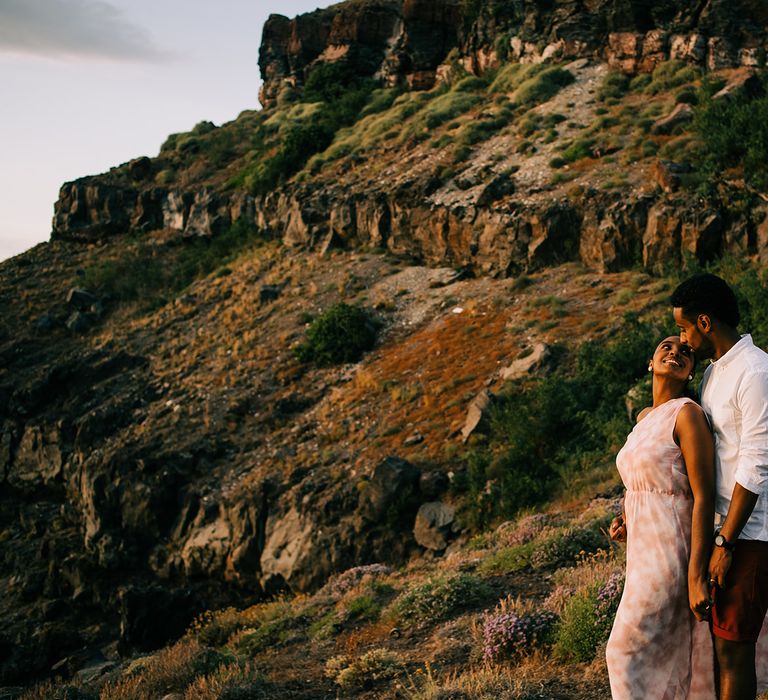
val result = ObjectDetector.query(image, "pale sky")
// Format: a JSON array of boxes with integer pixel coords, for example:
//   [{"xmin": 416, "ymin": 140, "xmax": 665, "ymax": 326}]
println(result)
[{"xmin": 0, "ymin": 0, "xmax": 332, "ymax": 261}]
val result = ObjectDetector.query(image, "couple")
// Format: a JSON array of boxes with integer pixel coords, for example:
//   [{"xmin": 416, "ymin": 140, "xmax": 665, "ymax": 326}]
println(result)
[{"xmin": 606, "ymin": 274, "xmax": 768, "ymax": 700}]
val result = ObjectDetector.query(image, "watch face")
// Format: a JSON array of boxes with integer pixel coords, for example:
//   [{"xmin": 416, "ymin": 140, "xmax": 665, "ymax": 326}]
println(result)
[{"xmin": 715, "ymin": 534, "xmax": 725, "ymax": 547}]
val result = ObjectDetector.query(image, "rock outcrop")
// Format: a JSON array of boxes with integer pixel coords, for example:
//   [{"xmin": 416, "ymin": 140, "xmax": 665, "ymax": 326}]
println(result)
[{"xmin": 258, "ymin": 0, "xmax": 768, "ymax": 106}]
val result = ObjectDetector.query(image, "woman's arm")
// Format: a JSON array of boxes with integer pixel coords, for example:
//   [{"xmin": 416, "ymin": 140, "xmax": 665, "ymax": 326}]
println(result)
[{"xmin": 675, "ymin": 403, "xmax": 715, "ymax": 621}]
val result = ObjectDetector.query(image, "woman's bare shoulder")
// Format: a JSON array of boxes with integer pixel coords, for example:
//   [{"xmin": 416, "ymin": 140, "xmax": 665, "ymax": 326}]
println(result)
[{"xmin": 636, "ymin": 407, "xmax": 652, "ymax": 423}]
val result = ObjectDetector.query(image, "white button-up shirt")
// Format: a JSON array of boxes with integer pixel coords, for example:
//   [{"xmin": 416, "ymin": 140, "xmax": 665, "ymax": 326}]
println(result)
[{"xmin": 700, "ymin": 334, "xmax": 768, "ymax": 541}]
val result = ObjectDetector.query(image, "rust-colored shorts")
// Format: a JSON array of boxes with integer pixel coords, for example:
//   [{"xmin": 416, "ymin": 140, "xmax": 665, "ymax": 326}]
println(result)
[{"xmin": 711, "ymin": 539, "xmax": 768, "ymax": 643}]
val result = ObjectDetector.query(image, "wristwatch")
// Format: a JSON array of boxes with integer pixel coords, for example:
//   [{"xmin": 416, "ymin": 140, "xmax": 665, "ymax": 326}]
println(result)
[{"xmin": 714, "ymin": 532, "xmax": 736, "ymax": 551}]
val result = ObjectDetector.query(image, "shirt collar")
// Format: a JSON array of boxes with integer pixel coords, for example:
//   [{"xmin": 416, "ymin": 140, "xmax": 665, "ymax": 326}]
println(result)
[{"xmin": 710, "ymin": 334, "xmax": 753, "ymax": 369}]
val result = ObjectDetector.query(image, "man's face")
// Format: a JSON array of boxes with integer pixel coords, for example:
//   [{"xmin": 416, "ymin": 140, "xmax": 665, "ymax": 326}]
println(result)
[{"xmin": 673, "ymin": 307, "xmax": 715, "ymax": 360}]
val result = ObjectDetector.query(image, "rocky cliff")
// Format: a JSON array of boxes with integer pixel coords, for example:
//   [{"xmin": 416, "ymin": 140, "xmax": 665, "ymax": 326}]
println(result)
[{"xmin": 5, "ymin": 0, "xmax": 768, "ymax": 691}]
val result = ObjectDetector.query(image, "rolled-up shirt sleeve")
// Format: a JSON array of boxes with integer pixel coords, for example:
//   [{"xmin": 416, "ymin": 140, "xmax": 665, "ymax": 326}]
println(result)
[{"xmin": 735, "ymin": 370, "xmax": 768, "ymax": 495}]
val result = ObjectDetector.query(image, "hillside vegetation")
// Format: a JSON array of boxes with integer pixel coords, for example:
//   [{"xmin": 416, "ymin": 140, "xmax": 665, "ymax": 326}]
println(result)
[{"xmin": 6, "ymin": 28, "xmax": 768, "ymax": 700}]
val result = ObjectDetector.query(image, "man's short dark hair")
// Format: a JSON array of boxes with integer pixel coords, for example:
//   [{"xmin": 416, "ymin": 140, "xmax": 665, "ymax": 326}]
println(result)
[{"xmin": 670, "ymin": 273, "xmax": 740, "ymax": 328}]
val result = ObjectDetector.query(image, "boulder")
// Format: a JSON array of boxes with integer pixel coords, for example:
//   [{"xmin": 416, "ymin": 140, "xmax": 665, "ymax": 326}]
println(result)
[
  {"xmin": 127, "ymin": 156, "xmax": 152, "ymax": 181},
  {"xmin": 460, "ymin": 389, "xmax": 492, "ymax": 443},
  {"xmin": 260, "ymin": 507, "xmax": 315, "ymax": 591},
  {"xmin": 180, "ymin": 514, "xmax": 231, "ymax": 578},
  {"xmin": 358, "ymin": 456, "xmax": 420, "ymax": 523},
  {"xmin": 712, "ymin": 68, "xmax": 762, "ymax": 101},
  {"xmin": 681, "ymin": 212, "xmax": 722, "ymax": 263},
  {"xmin": 66, "ymin": 311, "xmax": 90, "ymax": 333},
  {"xmin": 414, "ymin": 502, "xmax": 456, "ymax": 551},
  {"xmin": 6, "ymin": 424, "xmax": 64, "ymax": 492},
  {"xmin": 66, "ymin": 288, "xmax": 98, "ymax": 312},
  {"xmin": 653, "ymin": 160, "xmax": 692, "ymax": 193},
  {"xmin": 651, "ymin": 103, "xmax": 694, "ymax": 135},
  {"xmin": 419, "ymin": 470, "xmax": 449, "ymax": 500},
  {"xmin": 500, "ymin": 343, "xmax": 551, "ymax": 382},
  {"xmin": 643, "ymin": 204, "xmax": 683, "ymax": 273},
  {"xmin": 669, "ymin": 34, "xmax": 706, "ymax": 64}
]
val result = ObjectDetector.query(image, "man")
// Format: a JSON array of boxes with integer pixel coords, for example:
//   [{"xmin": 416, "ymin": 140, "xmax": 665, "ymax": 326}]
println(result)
[{"xmin": 672, "ymin": 273, "xmax": 768, "ymax": 700}]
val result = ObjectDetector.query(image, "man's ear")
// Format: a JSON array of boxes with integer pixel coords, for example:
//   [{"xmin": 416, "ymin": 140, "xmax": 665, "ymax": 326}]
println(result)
[{"xmin": 697, "ymin": 313, "xmax": 713, "ymax": 333}]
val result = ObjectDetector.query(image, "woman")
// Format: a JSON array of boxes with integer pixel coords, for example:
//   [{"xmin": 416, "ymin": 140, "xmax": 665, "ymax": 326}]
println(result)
[{"xmin": 606, "ymin": 336, "xmax": 716, "ymax": 699}]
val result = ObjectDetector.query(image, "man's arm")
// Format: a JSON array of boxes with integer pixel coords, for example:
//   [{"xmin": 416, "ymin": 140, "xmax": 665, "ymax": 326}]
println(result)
[
  {"xmin": 709, "ymin": 370, "xmax": 768, "ymax": 588},
  {"xmin": 710, "ymin": 484, "xmax": 759, "ymax": 588}
]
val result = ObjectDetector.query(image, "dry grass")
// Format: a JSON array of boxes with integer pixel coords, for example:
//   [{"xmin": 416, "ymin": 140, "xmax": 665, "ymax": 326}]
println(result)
[{"xmin": 100, "ymin": 638, "xmax": 222, "ymax": 700}]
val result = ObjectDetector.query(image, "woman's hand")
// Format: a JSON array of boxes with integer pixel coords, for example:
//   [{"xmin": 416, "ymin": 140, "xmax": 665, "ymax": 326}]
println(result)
[
  {"xmin": 689, "ymin": 576, "xmax": 713, "ymax": 622},
  {"xmin": 608, "ymin": 514, "xmax": 627, "ymax": 542}
]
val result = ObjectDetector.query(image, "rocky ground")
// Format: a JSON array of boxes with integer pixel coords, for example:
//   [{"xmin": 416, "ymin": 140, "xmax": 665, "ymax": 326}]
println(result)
[{"xmin": 0, "ymin": 223, "xmax": 674, "ymax": 695}]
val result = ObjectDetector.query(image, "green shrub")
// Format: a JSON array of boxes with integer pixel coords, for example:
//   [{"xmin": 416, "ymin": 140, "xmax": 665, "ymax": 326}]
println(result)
[
  {"xmin": 489, "ymin": 63, "xmax": 544, "ymax": 94},
  {"xmin": 421, "ymin": 91, "xmax": 484, "ymax": 130},
  {"xmin": 644, "ymin": 60, "xmax": 701, "ymax": 95},
  {"xmin": 691, "ymin": 73, "xmax": 768, "ymax": 191},
  {"xmin": 453, "ymin": 75, "xmax": 489, "ymax": 92},
  {"xmin": 325, "ymin": 649, "xmax": 404, "ymax": 689},
  {"xmin": 553, "ymin": 572, "xmax": 623, "ymax": 662},
  {"xmin": 478, "ymin": 542, "xmax": 536, "ymax": 575},
  {"xmin": 294, "ymin": 303, "xmax": 379, "ymax": 366},
  {"xmin": 513, "ymin": 67, "xmax": 574, "ymax": 107},
  {"xmin": 192, "ymin": 120, "xmax": 216, "ymax": 136},
  {"xmin": 344, "ymin": 593, "xmax": 382, "ymax": 623},
  {"xmin": 560, "ymin": 137, "xmax": 596, "ymax": 163},
  {"xmin": 393, "ymin": 574, "xmax": 491, "ymax": 624},
  {"xmin": 240, "ymin": 62, "xmax": 377, "ymax": 194},
  {"xmin": 456, "ymin": 115, "xmax": 508, "ymax": 145},
  {"xmin": 598, "ymin": 72, "xmax": 630, "ymax": 101}
]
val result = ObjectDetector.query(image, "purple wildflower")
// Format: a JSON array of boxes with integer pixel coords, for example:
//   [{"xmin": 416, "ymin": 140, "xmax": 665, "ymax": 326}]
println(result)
[
  {"xmin": 325, "ymin": 564, "xmax": 390, "ymax": 597},
  {"xmin": 481, "ymin": 609, "xmax": 559, "ymax": 662}
]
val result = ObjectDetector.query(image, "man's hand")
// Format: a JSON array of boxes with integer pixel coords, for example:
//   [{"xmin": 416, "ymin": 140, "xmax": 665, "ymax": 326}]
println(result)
[
  {"xmin": 608, "ymin": 514, "xmax": 627, "ymax": 542},
  {"xmin": 709, "ymin": 546, "xmax": 734, "ymax": 589},
  {"xmin": 689, "ymin": 576, "xmax": 713, "ymax": 622}
]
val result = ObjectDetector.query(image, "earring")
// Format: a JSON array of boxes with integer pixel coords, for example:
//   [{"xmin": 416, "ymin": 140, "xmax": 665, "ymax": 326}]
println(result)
[
  {"xmin": 648, "ymin": 362, "xmax": 653, "ymax": 372},
  {"xmin": 688, "ymin": 374, "xmax": 693, "ymax": 381}
]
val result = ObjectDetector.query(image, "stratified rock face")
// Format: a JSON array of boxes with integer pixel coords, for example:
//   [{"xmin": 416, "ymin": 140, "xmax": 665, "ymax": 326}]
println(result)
[
  {"xmin": 258, "ymin": 1, "xmax": 403, "ymax": 106},
  {"xmin": 258, "ymin": 0, "xmax": 768, "ymax": 104}
]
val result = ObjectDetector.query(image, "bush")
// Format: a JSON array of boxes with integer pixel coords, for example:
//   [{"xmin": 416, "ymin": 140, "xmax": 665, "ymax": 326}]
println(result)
[
  {"xmin": 513, "ymin": 67, "xmax": 574, "ymax": 107},
  {"xmin": 482, "ymin": 608, "xmax": 559, "ymax": 662},
  {"xmin": 294, "ymin": 303, "xmax": 379, "ymax": 366},
  {"xmin": 182, "ymin": 661, "xmax": 269, "ymax": 700},
  {"xmin": 324, "ymin": 563, "xmax": 391, "ymax": 597},
  {"xmin": 560, "ymin": 137, "xmax": 596, "ymax": 163},
  {"xmin": 489, "ymin": 63, "xmax": 544, "ymax": 94},
  {"xmin": 325, "ymin": 649, "xmax": 404, "ymax": 689},
  {"xmin": 598, "ymin": 72, "xmax": 630, "ymax": 101},
  {"xmin": 101, "ymin": 639, "xmax": 232, "ymax": 700},
  {"xmin": 392, "ymin": 574, "xmax": 491, "ymax": 625},
  {"xmin": 553, "ymin": 572, "xmax": 624, "ymax": 662},
  {"xmin": 691, "ymin": 73, "xmax": 768, "ymax": 191},
  {"xmin": 421, "ymin": 91, "xmax": 484, "ymax": 130},
  {"xmin": 644, "ymin": 60, "xmax": 701, "ymax": 95},
  {"xmin": 453, "ymin": 75, "xmax": 489, "ymax": 92}
]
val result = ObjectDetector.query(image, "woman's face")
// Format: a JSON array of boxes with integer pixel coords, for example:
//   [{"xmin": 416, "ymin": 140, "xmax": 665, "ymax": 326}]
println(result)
[{"xmin": 651, "ymin": 336, "xmax": 694, "ymax": 382}]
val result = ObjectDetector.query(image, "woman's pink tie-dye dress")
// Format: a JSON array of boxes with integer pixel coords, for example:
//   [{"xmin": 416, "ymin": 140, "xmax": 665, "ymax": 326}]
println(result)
[
  {"xmin": 606, "ymin": 397, "xmax": 715, "ymax": 699},
  {"xmin": 606, "ymin": 396, "xmax": 768, "ymax": 699}
]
